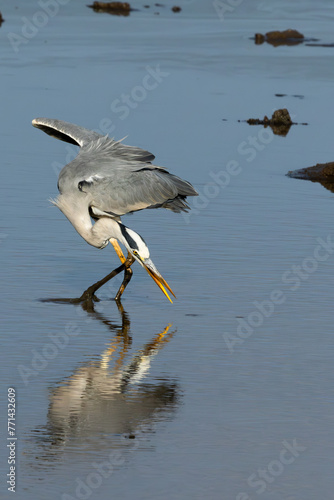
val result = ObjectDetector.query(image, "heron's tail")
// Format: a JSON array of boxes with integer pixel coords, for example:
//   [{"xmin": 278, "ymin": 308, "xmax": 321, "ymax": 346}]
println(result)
[
  {"xmin": 164, "ymin": 173, "xmax": 198, "ymax": 212},
  {"xmin": 162, "ymin": 196, "xmax": 192, "ymax": 213}
]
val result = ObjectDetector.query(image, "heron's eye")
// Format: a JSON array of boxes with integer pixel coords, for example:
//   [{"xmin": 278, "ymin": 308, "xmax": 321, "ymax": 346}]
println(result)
[{"xmin": 132, "ymin": 250, "xmax": 138, "ymax": 256}]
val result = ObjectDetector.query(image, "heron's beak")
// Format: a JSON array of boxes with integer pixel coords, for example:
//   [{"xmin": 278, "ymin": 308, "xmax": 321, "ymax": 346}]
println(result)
[{"xmin": 142, "ymin": 258, "xmax": 176, "ymax": 303}]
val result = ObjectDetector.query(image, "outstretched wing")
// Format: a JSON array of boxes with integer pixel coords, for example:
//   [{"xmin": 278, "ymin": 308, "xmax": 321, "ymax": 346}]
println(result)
[
  {"xmin": 32, "ymin": 117, "xmax": 155, "ymax": 162},
  {"xmin": 78, "ymin": 162, "xmax": 198, "ymax": 216},
  {"xmin": 33, "ymin": 117, "xmax": 198, "ymax": 215},
  {"xmin": 32, "ymin": 117, "xmax": 102, "ymax": 147}
]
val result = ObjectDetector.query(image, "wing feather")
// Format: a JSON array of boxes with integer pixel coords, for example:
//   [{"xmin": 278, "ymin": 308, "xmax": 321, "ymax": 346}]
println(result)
[
  {"xmin": 32, "ymin": 117, "xmax": 102, "ymax": 147},
  {"xmin": 82, "ymin": 166, "xmax": 197, "ymax": 216},
  {"xmin": 32, "ymin": 117, "xmax": 155, "ymax": 162},
  {"xmin": 32, "ymin": 117, "xmax": 198, "ymax": 215}
]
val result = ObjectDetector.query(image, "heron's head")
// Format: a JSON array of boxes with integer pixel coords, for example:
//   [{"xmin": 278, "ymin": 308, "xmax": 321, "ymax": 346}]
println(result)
[{"xmin": 119, "ymin": 224, "xmax": 175, "ymax": 303}]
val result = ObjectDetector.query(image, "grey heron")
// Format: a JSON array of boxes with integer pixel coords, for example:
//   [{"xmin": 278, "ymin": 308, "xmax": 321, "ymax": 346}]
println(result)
[{"xmin": 32, "ymin": 118, "xmax": 198, "ymax": 302}]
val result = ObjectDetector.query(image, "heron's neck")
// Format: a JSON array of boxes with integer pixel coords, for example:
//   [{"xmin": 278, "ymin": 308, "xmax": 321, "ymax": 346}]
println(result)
[{"xmin": 54, "ymin": 195, "xmax": 125, "ymax": 249}]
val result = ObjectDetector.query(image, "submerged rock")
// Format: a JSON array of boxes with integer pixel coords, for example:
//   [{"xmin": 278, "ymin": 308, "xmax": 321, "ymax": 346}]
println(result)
[
  {"xmin": 247, "ymin": 109, "xmax": 293, "ymax": 136},
  {"xmin": 287, "ymin": 162, "xmax": 334, "ymax": 193},
  {"xmin": 0, "ymin": 12, "xmax": 4, "ymax": 25},
  {"xmin": 254, "ymin": 29, "xmax": 304, "ymax": 47},
  {"xmin": 88, "ymin": 1, "xmax": 133, "ymax": 15},
  {"xmin": 172, "ymin": 6, "xmax": 181, "ymax": 12}
]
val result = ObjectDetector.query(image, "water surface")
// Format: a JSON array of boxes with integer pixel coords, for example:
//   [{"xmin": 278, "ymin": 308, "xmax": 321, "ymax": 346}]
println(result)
[{"xmin": 1, "ymin": 1, "xmax": 334, "ymax": 498}]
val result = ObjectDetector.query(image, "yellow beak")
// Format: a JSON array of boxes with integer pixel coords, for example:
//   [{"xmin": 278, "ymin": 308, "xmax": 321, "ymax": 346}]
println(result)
[{"xmin": 142, "ymin": 258, "xmax": 176, "ymax": 303}]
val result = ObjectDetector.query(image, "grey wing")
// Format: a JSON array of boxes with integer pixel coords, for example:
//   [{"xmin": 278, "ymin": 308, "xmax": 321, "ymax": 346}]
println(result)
[
  {"xmin": 32, "ymin": 117, "xmax": 155, "ymax": 162},
  {"xmin": 80, "ymin": 165, "xmax": 198, "ymax": 216},
  {"xmin": 32, "ymin": 117, "xmax": 103, "ymax": 147}
]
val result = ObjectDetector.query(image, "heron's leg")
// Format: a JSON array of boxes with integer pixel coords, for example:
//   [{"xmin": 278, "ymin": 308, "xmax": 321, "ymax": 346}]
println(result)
[
  {"xmin": 78, "ymin": 262, "xmax": 126, "ymax": 304},
  {"xmin": 115, "ymin": 253, "xmax": 135, "ymax": 302},
  {"xmin": 109, "ymin": 239, "xmax": 127, "ymax": 264},
  {"xmin": 109, "ymin": 239, "xmax": 136, "ymax": 302}
]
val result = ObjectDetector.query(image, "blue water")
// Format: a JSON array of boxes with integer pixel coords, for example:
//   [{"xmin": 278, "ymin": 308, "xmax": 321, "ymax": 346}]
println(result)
[{"xmin": 1, "ymin": 1, "xmax": 334, "ymax": 498}]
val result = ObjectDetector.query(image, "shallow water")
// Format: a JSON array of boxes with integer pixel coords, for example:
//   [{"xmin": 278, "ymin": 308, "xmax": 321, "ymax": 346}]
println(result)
[{"xmin": 1, "ymin": 1, "xmax": 334, "ymax": 498}]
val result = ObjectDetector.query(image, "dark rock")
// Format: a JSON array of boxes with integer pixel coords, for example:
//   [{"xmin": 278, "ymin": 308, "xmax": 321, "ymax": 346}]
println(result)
[
  {"xmin": 287, "ymin": 162, "xmax": 334, "ymax": 193},
  {"xmin": 88, "ymin": 2, "xmax": 132, "ymax": 16},
  {"xmin": 255, "ymin": 33, "xmax": 265, "ymax": 44},
  {"xmin": 271, "ymin": 108, "xmax": 293, "ymax": 126},
  {"xmin": 247, "ymin": 108, "xmax": 293, "ymax": 136},
  {"xmin": 172, "ymin": 6, "xmax": 181, "ymax": 12},
  {"xmin": 254, "ymin": 29, "xmax": 304, "ymax": 47}
]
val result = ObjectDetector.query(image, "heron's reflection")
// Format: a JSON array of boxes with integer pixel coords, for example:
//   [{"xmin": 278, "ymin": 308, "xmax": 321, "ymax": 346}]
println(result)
[
  {"xmin": 49, "ymin": 320, "xmax": 177, "ymax": 443},
  {"xmin": 34, "ymin": 284, "xmax": 180, "ymax": 462}
]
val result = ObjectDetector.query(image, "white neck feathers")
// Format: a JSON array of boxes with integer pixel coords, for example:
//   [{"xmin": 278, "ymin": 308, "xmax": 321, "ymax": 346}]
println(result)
[{"xmin": 53, "ymin": 195, "xmax": 122, "ymax": 248}]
